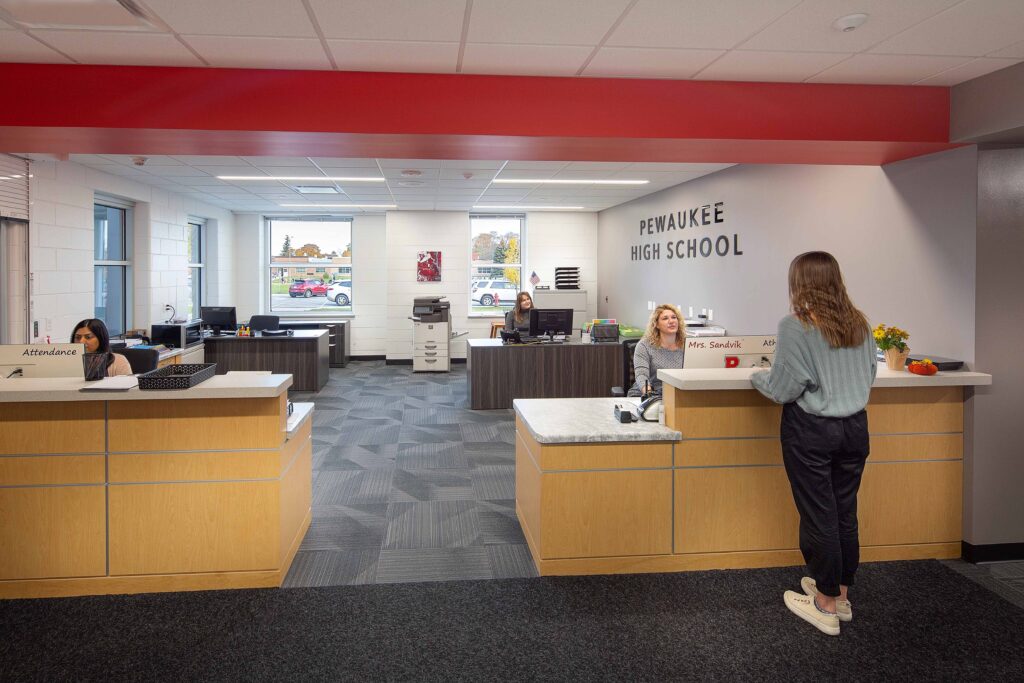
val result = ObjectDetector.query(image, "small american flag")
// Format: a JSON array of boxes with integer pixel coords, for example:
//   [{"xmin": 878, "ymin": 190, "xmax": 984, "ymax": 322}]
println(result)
[{"xmin": 529, "ymin": 271, "xmax": 540, "ymax": 286}]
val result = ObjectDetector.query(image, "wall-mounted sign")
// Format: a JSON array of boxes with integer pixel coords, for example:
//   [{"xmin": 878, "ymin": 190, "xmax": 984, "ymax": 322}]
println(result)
[{"xmin": 630, "ymin": 201, "xmax": 743, "ymax": 262}]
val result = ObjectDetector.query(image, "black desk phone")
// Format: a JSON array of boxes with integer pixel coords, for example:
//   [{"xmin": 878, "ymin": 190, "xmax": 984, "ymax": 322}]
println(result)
[
  {"xmin": 499, "ymin": 329, "xmax": 522, "ymax": 345},
  {"xmin": 637, "ymin": 385, "xmax": 663, "ymax": 422}
]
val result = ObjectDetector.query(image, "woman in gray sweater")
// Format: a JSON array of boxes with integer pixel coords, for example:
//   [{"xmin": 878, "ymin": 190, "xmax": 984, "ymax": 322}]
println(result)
[
  {"xmin": 628, "ymin": 303, "xmax": 685, "ymax": 396},
  {"xmin": 751, "ymin": 251, "xmax": 877, "ymax": 637}
]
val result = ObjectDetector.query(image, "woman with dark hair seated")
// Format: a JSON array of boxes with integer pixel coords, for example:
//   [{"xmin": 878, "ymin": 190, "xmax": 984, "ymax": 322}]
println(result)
[{"xmin": 71, "ymin": 318, "xmax": 133, "ymax": 377}]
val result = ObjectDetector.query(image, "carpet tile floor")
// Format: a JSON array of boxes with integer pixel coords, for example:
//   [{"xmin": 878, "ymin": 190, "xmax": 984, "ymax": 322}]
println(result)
[{"xmin": 286, "ymin": 361, "xmax": 1024, "ymax": 603}]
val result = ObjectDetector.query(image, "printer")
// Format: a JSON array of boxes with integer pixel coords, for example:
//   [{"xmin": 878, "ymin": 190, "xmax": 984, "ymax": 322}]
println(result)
[
  {"xmin": 411, "ymin": 296, "xmax": 450, "ymax": 323},
  {"xmin": 410, "ymin": 297, "xmax": 451, "ymax": 372}
]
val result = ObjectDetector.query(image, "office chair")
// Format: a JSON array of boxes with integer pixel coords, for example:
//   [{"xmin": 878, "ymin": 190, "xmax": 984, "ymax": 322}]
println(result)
[
  {"xmin": 611, "ymin": 337, "xmax": 641, "ymax": 397},
  {"xmin": 119, "ymin": 348, "xmax": 160, "ymax": 375},
  {"xmin": 248, "ymin": 315, "xmax": 280, "ymax": 332}
]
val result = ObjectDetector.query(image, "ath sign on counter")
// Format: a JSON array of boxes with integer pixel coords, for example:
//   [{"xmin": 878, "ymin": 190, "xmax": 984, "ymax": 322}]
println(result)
[{"xmin": 631, "ymin": 201, "xmax": 743, "ymax": 262}]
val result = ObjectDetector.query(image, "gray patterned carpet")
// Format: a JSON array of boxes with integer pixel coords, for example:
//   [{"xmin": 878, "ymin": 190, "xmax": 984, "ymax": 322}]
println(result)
[
  {"xmin": 284, "ymin": 360, "xmax": 538, "ymax": 587},
  {"xmin": 287, "ymin": 361, "xmax": 1024, "ymax": 604}
]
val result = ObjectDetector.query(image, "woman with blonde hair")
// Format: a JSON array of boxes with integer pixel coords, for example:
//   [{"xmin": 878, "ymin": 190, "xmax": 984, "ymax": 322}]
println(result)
[
  {"xmin": 627, "ymin": 303, "xmax": 685, "ymax": 397},
  {"xmin": 505, "ymin": 291, "xmax": 534, "ymax": 333},
  {"xmin": 751, "ymin": 251, "xmax": 877, "ymax": 637}
]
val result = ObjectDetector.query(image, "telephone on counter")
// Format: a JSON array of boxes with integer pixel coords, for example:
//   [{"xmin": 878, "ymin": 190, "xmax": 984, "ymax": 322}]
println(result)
[
  {"xmin": 637, "ymin": 383, "xmax": 663, "ymax": 422},
  {"xmin": 499, "ymin": 329, "xmax": 522, "ymax": 345}
]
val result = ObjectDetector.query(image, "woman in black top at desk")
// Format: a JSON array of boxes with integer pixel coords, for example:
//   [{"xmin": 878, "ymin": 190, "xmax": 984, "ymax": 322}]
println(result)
[
  {"xmin": 505, "ymin": 292, "xmax": 534, "ymax": 333},
  {"xmin": 72, "ymin": 318, "xmax": 133, "ymax": 377}
]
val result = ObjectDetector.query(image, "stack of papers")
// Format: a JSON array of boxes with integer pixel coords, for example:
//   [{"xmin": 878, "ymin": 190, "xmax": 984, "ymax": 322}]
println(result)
[{"xmin": 80, "ymin": 376, "xmax": 139, "ymax": 391}]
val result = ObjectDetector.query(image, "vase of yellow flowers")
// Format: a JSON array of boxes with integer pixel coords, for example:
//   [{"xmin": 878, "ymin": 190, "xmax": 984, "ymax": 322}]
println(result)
[{"xmin": 874, "ymin": 323, "xmax": 910, "ymax": 371}]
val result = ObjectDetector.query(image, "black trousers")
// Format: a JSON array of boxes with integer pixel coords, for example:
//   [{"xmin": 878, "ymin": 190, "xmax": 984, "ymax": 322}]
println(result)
[{"xmin": 780, "ymin": 402, "xmax": 870, "ymax": 597}]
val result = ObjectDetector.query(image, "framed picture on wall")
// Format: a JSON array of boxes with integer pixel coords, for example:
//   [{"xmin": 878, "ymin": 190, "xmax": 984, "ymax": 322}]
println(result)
[{"xmin": 417, "ymin": 251, "xmax": 441, "ymax": 282}]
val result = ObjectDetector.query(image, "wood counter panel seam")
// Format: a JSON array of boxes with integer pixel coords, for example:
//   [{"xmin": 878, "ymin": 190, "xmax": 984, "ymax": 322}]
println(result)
[
  {"xmin": 0, "ymin": 452, "xmax": 106, "ymax": 458},
  {"xmin": 0, "ymin": 482, "xmax": 106, "ymax": 489}
]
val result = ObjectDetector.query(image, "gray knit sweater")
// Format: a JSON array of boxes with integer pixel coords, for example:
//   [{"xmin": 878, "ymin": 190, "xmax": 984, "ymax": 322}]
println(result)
[
  {"xmin": 629, "ymin": 337, "xmax": 684, "ymax": 396},
  {"xmin": 751, "ymin": 315, "xmax": 877, "ymax": 418}
]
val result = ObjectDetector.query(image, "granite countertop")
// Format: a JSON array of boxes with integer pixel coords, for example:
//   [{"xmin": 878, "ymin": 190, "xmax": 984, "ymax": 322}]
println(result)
[
  {"xmin": 659, "ymin": 367, "xmax": 993, "ymax": 391},
  {"xmin": 514, "ymin": 397, "xmax": 681, "ymax": 444},
  {"xmin": 0, "ymin": 373, "xmax": 293, "ymax": 403}
]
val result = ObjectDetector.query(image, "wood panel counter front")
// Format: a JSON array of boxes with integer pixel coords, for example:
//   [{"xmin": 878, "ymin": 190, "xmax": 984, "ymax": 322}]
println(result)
[
  {"xmin": 515, "ymin": 367, "xmax": 991, "ymax": 576},
  {"xmin": 0, "ymin": 374, "xmax": 312, "ymax": 599}
]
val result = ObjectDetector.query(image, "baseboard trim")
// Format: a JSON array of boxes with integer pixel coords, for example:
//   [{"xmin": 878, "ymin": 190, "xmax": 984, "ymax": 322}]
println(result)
[
  {"xmin": 962, "ymin": 541, "xmax": 1024, "ymax": 563},
  {"xmin": 351, "ymin": 355, "xmax": 385, "ymax": 361}
]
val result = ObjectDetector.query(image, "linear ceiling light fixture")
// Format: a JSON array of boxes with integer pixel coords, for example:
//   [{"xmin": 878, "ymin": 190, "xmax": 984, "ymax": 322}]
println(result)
[
  {"xmin": 491, "ymin": 178, "xmax": 648, "ymax": 185},
  {"xmin": 278, "ymin": 203, "xmax": 397, "ymax": 208},
  {"xmin": 218, "ymin": 176, "xmax": 385, "ymax": 182},
  {"xmin": 473, "ymin": 205, "xmax": 585, "ymax": 210}
]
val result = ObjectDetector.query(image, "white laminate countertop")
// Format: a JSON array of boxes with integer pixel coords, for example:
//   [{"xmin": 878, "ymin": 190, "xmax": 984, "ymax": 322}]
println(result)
[
  {"xmin": 287, "ymin": 401, "xmax": 314, "ymax": 437},
  {"xmin": 658, "ymin": 366, "xmax": 993, "ymax": 391},
  {"xmin": 0, "ymin": 373, "xmax": 293, "ymax": 403},
  {"xmin": 514, "ymin": 398, "xmax": 681, "ymax": 444}
]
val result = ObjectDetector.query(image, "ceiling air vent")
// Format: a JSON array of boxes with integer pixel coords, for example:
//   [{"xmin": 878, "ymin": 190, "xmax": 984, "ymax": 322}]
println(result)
[{"xmin": 0, "ymin": 0, "xmax": 155, "ymax": 30}]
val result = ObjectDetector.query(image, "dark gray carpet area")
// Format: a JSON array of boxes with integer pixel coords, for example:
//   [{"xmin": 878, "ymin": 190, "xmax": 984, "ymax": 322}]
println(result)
[{"xmin": 2, "ymin": 560, "xmax": 1022, "ymax": 681}]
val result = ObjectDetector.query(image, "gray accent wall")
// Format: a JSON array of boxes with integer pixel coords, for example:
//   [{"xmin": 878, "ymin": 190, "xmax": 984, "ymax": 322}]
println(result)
[
  {"xmin": 969, "ymin": 145, "xmax": 1024, "ymax": 546},
  {"xmin": 597, "ymin": 147, "xmax": 978, "ymax": 363},
  {"xmin": 952, "ymin": 61, "xmax": 1024, "ymax": 144}
]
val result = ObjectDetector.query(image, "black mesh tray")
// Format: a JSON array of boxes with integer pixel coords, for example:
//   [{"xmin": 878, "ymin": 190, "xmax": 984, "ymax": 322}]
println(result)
[{"xmin": 138, "ymin": 363, "xmax": 217, "ymax": 390}]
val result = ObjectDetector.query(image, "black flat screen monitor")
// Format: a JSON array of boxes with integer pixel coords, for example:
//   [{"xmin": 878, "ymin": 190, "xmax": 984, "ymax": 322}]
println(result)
[
  {"xmin": 528, "ymin": 308, "xmax": 574, "ymax": 340},
  {"xmin": 200, "ymin": 306, "xmax": 237, "ymax": 335}
]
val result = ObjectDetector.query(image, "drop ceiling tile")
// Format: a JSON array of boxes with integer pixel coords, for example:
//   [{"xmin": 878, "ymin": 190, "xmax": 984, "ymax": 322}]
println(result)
[
  {"xmin": 461, "ymin": 43, "xmax": 591, "ymax": 76},
  {"xmin": 377, "ymin": 158, "xmax": 442, "ymax": 168},
  {"xmin": 326, "ymin": 39, "xmax": 458, "ymax": 73},
  {"xmin": 468, "ymin": 0, "xmax": 631, "ymax": 46},
  {"xmin": 696, "ymin": 50, "xmax": 850, "ymax": 82},
  {"xmin": 171, "ymin": 176, "xmax": 234, "ymax": 186},
  {"xmin": 869, "ymin": 0, "xmax": 1024, "ymax": 57},
  {"xmin": 141, "ymin": 165, "xmax": 212, "ymax": 177},
  {"xmin": 0, "ymin": 30, "xmax": 73, "ymax": 62},
  {"xmin": 183, "ymin": 36, "xmax": 330, "ymax": 70},
  {"xmin": 502, "ymin": 161, "xmax": 569, "ymax": 171},
  {"xmin": 310, "ymin": 0, "xmax": 465, "ymax": 41},
  {"xmin": 382, "ymin": 167, "xmax": 440, "ymax": 179},
  {"xmin": 914, "ymin": 57, "xmax": 1022, "ymax": 85},
  {"xmin": 100, "ymin": 155, "xmax": 183, "ymax": 166},
  {"xmin": 989, "ymin": 38, "xmax": 1024, "ymax": 59},
  {"xmin": 440, "ymin": 160, "xmax": 504, "ymax": 170},
  {"xmin": 31, "ymin": 30, "xmax": 202, "ymax": 66},
  {"xmin": 607, "ymin": 0, "xmax": 801, "ymax": 49},
  {"xmin": 438, "ymin": 169, "xmax": 498, "ymax": 181},
  {"xmin": 312, "ymin": 158, "xmax": 381, "ymax": 168},
  {"xmin": 1, "ymin": 17, "xmax": 14, "ymax": 29},
  {"xmin": 807, "ymin": 53, "xmax": 971, "ymax": 84},
  {"xmin": 192, "ymin": 165, "xmax": 270, "ymax": 176},
  {"xmin": 585, "ymin": 46, "xmax": 723, "ymax": 79},
  {"xmin": 144, "ymin": 0, "xmax": 316, "ymax": 37},
  {"xmin": 242, "ymin": 156, "xmax": 321, "ymax": 167},
  {"xmin": 623, "ymin": 162, "xmax": 734, "ymax": 173},
  {"xmin": 169, "ymin": 156, "xmax": 246, "ymax": 165},
  {"xmin": 740, "ymin": 0, "xmax": 959, "ymax": 53},
  {"xmin": 438, "ymin": 179, "xmax": 491, "ymax": 189}
]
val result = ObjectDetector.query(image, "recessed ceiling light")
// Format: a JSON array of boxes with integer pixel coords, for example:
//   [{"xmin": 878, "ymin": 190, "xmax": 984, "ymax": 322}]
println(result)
[
  {"xmin": 491, "ymin": 178, "xmax": 648, "ymax": 185},
  {"xmin": 473, "ymin": 205, "xmax": 585, "ymax": 210},
  {"xmin": 294, "ymin": 186, "xmax": 339, "ymax": 194},
  {"xmin": 278, "ymin": 203, "xmax": 397, "ymax": 208},
  {"xmin": 398, "ymin": 180, "xmax": 424, "ymax": 187},
  {"xmin": 218, "ymin": 176, "xmax": 385, "ymax": 182},
  {"xmin": 401, "ymin": 169, "xmax": 422, "ymax": 177},
  {"xmin": 832, "ymin": 13, "xmax": 868, "ymax": 32}
]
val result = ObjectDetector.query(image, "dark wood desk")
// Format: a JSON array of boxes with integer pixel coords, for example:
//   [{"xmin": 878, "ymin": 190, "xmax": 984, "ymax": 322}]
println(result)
[
  {"xmin": 203, "ymin": 330, "xmax": 329, "ymax": 392},
  {"xmin": 467, "ymin": 338, "xmax": 624, "ymax": 410}
]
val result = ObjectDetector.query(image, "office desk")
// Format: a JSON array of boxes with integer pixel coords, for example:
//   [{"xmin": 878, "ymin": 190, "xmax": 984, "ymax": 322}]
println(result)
[
  {"xmin": 467, "ymin": 338, "xmax": 623, "ymax": 410},
  {"xmin": 0, "ymin": 374, "xmax": 311, "ymax": 598},
  {"xmin": 204, "ymin": 330, "xmax": 329, "ymax": 391}
]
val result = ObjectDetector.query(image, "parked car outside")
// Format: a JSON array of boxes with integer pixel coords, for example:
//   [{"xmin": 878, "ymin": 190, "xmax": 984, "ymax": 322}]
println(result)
[
  {"xmin": 289, "ymin": 279, "xmax": 328, "ymax": 298},
  {"xmin": 327, "ymin": 280, "xmax": 352, "ymax": 306},
  {"xmin": 471, "ymin": 279, "xmax": 518, "ymax": 307}
]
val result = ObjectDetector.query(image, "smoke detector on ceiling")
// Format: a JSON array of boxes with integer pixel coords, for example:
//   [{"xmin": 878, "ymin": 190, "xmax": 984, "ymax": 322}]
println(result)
[
  {"xmin": 400, "ymin": 169, "xmax": 422, "ymax": 177},
  {"xmin": 131, "ymin": 156, "xmax": 147, "ymax": 167},
  {"xmin": 832, "ymin": 13, "xmax": 868, "ymax": 32},
  {"xmin": 462, "ymin": 172, "xmax": 474, "ymax": 180},
  {"xmin": 398, "ymin": 180, "xmax": 424, "ymax": 187},
  {"xmin": 0, "ymin": 0, "xmax": 155, "ymax": 30}
]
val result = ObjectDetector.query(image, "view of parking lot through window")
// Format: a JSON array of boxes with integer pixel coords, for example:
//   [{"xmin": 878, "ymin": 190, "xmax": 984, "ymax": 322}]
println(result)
[
  {"xmin": 268, "ymin": 217, "xmax": 353, "ymax": 313},
  {"xmin": 471, "ymin": 215, "xmax": 523, "ymax": 316}
]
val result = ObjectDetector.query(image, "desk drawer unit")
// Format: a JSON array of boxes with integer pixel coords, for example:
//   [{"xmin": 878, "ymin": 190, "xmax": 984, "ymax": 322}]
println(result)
[{"xmin": 413, "ymin": 322, "xmax": 450, "ymax": 372}]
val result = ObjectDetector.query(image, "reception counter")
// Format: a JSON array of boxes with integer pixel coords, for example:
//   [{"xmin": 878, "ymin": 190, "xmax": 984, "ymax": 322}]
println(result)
[
  {"xmin": 514, "ymin": 367, "xmax": 991, "ymax": 576},
  {"xmin": 0, "ymin": 374, "xmax": 312, "ymax": 599}
]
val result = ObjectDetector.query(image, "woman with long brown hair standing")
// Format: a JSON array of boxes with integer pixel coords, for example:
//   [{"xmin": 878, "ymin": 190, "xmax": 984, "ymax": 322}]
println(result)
[{"xmin": 751, "ymin": 251, "xmax": 877, "ymax": 636}]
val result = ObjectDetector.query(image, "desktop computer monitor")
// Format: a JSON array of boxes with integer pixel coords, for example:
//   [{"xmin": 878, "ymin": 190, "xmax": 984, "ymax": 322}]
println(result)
[
  {"xmin": 200, "ymin": 306, "xmax": 237, "ymax": 335},
  {"xmin": 528, "ymin": 308, "xmax": 574, "ymax": 340},
  {"xmin": 0, "ymin": 344, "xmax": 86, "ymax": 379}
]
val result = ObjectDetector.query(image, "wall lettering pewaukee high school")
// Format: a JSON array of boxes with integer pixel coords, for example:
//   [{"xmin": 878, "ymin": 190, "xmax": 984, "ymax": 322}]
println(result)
[{"xmin": 630, "ymin": 201, "xmax": 743, "ymax": 261}]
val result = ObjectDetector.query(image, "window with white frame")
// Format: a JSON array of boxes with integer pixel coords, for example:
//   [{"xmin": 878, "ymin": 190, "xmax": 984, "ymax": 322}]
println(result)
[
  {"xmin": 267, "ymin": 216, "xmax": 353, "ymax": 313},
  {"xmin": 94, "ymin": 199, "xmax": 132, "ymax": 336},
  {"xmin": 470, "ymin": 215, "xmax": 524, "ymax": 316},
  {"xmin": 186, "ymin": 220, "xmax": 204, "ymax": 320}
]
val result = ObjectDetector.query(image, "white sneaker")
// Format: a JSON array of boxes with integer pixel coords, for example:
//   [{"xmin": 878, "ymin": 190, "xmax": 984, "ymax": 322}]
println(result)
[
  {"xmin": 801, "ymin": 576, "xmax": 853, "ymax": 622},
  {"xmin": 784, "ymin": 590, "xmax": 840, "ymax": 636}
]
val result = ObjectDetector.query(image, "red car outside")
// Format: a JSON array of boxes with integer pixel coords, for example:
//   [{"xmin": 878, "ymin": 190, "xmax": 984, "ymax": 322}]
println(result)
[{"xmin": 288, "ymin": 279, "xmax": 328, "ymax": 298}]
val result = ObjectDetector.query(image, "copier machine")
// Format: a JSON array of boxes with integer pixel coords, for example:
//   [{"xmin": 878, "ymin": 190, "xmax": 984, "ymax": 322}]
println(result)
[{"xmin": 410, "ymin": 297, "xmax": 451, "ymax": 372}]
